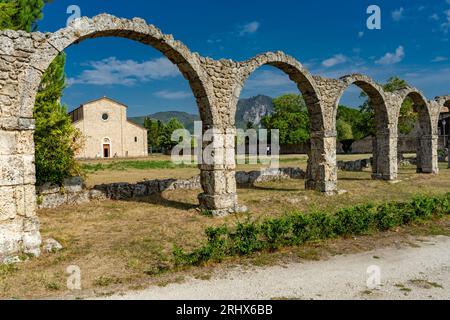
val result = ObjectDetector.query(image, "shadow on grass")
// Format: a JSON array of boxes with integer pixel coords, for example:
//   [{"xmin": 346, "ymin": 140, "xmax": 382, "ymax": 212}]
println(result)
[
  {"xmin": 126, "ymin": 193, "xmax": 198, "ymax": 211},
  {"xmin": 338, "ymin": 176, "xmax": 373, "ymax": 181},
  {"xmin": 238, "ymin": 185, "xmax": 302, "ymax": 192}
]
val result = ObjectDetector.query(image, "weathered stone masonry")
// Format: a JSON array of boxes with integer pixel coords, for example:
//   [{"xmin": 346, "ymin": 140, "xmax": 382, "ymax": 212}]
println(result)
[{"xmin": 0, "ymin": 14, "xmax": 448, "ymax": 260}]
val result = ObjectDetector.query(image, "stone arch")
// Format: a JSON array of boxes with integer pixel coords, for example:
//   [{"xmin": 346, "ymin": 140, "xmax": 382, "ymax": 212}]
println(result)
[
  {"xmin": 336, "ymin": 74, "xmax": 397, "ymax": 180},
  {"xmin": 337, "ymin": 74, "xmax": 391, "ymax": 130},
  {"xmin": 228, "ymin": 52, "xmax": 336, "ymax": 193},
  {"xmin": 232, "ymin": 52, "xmax": 322, "ymax": 130},
  {"xmin": 395, "ymin": 88, "xmax": 437, "ymax": 174},
  {"xmin": 0, "ymin": 15, "xmax": 226, "ymax": 260},
  {"xmin": 395, "ymin": 88, "xmax": 432, "ymax": 134},
  {"xmin": 18, "ymin": 14, "xmax": 215, "ymax": 124}
]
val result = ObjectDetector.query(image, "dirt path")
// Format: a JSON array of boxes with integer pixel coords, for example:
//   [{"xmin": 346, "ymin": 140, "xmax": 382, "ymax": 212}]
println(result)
[{"xmin": 102, "ymin": 236, "xmax": 450, "ymax": 300}]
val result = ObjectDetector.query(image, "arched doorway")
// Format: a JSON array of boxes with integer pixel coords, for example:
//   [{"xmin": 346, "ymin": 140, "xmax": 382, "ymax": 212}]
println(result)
[{"xmin": 102, "ymin": 138, "xmax": 112, "ymax": 159}]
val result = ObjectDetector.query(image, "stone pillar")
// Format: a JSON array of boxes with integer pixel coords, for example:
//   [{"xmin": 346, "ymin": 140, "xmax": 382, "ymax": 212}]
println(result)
[
  {"xmin": 0, "ymin": 121, "xmax": 41, "ymax": 261},
  {"xmin": 305, "ymin": 131, "xmax": 337, "ymax": 194},
  {"xmin": 372, "ymin": 130, "xmax": 398, "ymax": 180},
  {"xmin": 198, "ymin": 127, "xmax": 245, "ymax": 216},
  {"xmin": 418, "ymin": 135, "xmax": 439, "ymax": 174}
]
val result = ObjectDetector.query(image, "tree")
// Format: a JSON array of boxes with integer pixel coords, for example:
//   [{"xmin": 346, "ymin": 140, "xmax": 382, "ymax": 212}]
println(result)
[
  {"xmin": 262, "ymin": 94, "xmax": 310, "ymax": 145},
  {"xmin": 157, "ymin": 118, "xmax": 185, "ymax": 151},
  {"xmin": 143, "ymin": 117, "xmax": 164, "ymax": 151},
  {"xmin": 337, "ymin": 119, "xmax": 354, "ymax": 154},
  {"xmin": 359, "ymin": 76, "xmax": 417, "ymax": 136},
  {"xmin": 0, "ymin": 2, "xmax": 18, "ymax": 29},
  {"xmin": 337, "ymin": 105, "xmax": 366, "ymax": 141},
  {"xmin": 0, "ymin": 0, "xmax": 48, "ymax": 32},
  {"xmin": 34, "ymin": 53, "xmax": 82, "ymax": 185}
]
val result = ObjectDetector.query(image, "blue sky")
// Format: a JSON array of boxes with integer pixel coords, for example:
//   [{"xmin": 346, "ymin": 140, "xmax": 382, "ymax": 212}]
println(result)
[{"xmin": 38, "ymin": 0, "xmax": 450, "ymax": 116}]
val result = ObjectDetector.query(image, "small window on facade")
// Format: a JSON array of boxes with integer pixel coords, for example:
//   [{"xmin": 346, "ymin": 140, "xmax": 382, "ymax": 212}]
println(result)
[
  {"xmin": 102, "ymin": 113, "xmax": 109, "ymax": 121},
  {"xmin": 134, "ymin": 137, "xmax": 138, "ymax": 142}
]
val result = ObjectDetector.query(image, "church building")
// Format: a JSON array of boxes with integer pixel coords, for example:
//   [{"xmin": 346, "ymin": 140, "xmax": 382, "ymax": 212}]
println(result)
[{"xmin": 69, "ymin": 97, "xmax": 148, "ymax": 159}]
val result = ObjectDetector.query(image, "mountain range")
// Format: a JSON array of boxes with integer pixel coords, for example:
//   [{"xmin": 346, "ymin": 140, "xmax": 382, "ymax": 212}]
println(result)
[{"xmin": 129, "ymin": 95, "xmax": 274, "ymax": 131}]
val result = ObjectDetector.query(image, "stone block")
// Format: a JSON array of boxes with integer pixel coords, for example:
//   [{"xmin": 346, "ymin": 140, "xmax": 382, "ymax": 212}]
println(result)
[
  {"xmin": 16, "ymin": 184, "xmax": 36, "ymax": 217},
  {"xmin": 37, "ymin": 182, "xmax": 60, "ymax": 195},
  {"xmin": 0, "ymin": 131, "xmax": 16, "ymax": 155},
  {"xmin": 22, "ymin": 218, "xmax": 42, "ymax": 257},
  {"xmin": 132, "ymin": 183, "xmax": 147, "ymax": 197},
  {"xmin": 200, "ymin": 170, "xmax": 227, "ymax": 195},
  {"xmin": 0, "ymin": 186, "xmax": 16, "ymax": 221},
  {"xmin": 0, "ymin": 155, "xmax": 24, "ymax": 186},
  {"xmin": 89, "ymin": 189, "xmax": 108, "ymax": 201},
  {"xmin": 67, "ymin": 191, "xmax": 90, "ymax": 206},
  {"xmin": 63, "ymin": 176, "xmax": 84, "ymax": 193},
  {"xmin": 143, "ymin": 180, "xmax": 160, "ymax": 195},
  {"xmin": 0, "ymin": 220, "xmax": 23, "ymax": 260},
  {"xmin": 38, "ymin": 192, "xmax": 67, "ymax": 209},
  {"xmin": 235, "ymin": 171, "xmax": 250, "ymax": 186},
  {"xmin": 198, "ymin": 193, "xmax": 238, "ymax": 210}
]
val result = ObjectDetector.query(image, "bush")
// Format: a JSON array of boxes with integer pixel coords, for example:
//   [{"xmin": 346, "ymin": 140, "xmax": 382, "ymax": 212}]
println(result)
[
  {"xmin": 173, "ymin": 193, "xmax": 450, "ymax": 266},
  {"xmin": 334, "ymin": 204, "xmax": 375, "ymax": 236}
]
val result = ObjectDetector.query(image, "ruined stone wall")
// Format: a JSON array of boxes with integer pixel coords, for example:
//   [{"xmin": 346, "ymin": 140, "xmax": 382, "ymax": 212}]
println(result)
[
  {"xmin": 0, "ymin": 14, "xmax": 448, "ymax": 261},
  {"xmin": 37, "ymin": 168, "xmax": 306, "ymax": 210}
]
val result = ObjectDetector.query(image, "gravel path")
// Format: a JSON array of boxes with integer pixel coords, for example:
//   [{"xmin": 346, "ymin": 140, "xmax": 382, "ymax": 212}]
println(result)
[{"xmin": 103, "ymin": 236, "xmax": 450, "ymax": 300}]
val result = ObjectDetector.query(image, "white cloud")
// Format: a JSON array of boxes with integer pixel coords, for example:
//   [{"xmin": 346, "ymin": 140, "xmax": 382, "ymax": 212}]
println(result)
[
  {"xmin": 244, "ymin": 70, "xmax": 293, "ymax": 89},
  {"xmin": 375, "ymin": 46, "xmax": 405, "ymax": 65},
  {"xmin": 358, "ymin": 31, "xmax": 364, "ymax": 38},
  {"xmin": 430, "ymin": 13, "xmax": 440, "ymax": 21},
  {"xmin": 67, "ymin": 57, "xmax": 179, "ymax": 86},
  {"xmin": 442, "ymin": 10, "xmax": 450, "ymax": 33},
  {"xmin": 322, "ymin": 54, "xmax": 348, "ymax": 68},
  {"xmin": 154, "ymin": 90, "xmax": 192, "ymax": 100},
  {"xmin": 432, "ymin": 56, "xmax": 448, "ymax": 62},
  {"xmin": 447, "ymin": 0, "xmax": 450, "ymax": 4},
  {"xmin": 239, "ymin": 21, "xmax": 260, "ymax": 36},
  {"xmin": 392, "ymin": 7, "xmax": 404, "ymax": 21}
]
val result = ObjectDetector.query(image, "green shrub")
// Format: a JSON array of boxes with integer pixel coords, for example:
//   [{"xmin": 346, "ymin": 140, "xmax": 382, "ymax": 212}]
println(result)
[
  {"xmin": 334, "ymin": 204, "xmax": 375, "ymax": 236},
  {"xmin": 305, "ymin": 211, "xmax": 336, "ymax": 240},
  {"xmin": 260, "ymin": 217, "xmax": 292, "ymax": 249},
  {"xmin": 173, "ymin": 193, "xmax": 450, "ymax": 266},
  {"xmin": 288, "ymin": 213, "xmax": 310, "ymax": 244},
  {"xmin": 229, "ymin": 221, "xmax": 262, "ymax": 255}
]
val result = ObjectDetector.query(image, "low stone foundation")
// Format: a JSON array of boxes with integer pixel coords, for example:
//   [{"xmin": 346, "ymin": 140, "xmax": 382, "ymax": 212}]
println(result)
[
  {"xmin": 37, "ymin": 168, "xmax": 306, "ymax": 210},
  {"xmin": 337, "ymin": 157, "xmax": 419, "ymax": 172},
  {"xmin": 337, "ymin": 159, "xmax": 372, "ymax": 172}
]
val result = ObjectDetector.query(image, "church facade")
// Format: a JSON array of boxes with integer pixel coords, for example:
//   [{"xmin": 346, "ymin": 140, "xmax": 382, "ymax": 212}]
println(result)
[{"xmin": 69, "ymin": 97, "xmax": 148, "ymax": 159}]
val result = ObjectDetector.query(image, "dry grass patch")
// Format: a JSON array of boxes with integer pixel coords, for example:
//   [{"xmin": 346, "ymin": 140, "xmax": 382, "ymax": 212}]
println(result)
[{"xmin": 1, "ymin": 159, "xmax": 450, "ymax": 299}]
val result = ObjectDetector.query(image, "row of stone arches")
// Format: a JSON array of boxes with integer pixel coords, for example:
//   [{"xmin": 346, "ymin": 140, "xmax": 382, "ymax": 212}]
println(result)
[{"xmin": 0, "ymin": 14, "xmax": 449, "ymax": 258}]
